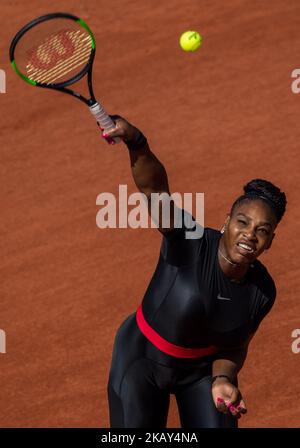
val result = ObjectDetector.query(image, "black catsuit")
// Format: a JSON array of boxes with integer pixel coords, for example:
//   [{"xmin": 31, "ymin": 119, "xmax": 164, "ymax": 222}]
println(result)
[{"xmin": 107, "ymin": 210, "xmax": 276, "ymax": 428}]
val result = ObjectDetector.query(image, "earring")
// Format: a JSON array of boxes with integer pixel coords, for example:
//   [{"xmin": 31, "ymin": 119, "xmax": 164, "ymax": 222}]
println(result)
[{"xmin": 220, "ymin": 226, "xmax": 225, "ymax": 234}]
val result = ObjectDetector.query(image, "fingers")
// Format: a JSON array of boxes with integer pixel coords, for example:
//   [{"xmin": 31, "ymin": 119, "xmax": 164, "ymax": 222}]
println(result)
[
  {"xmin": 237, "ymin": 398, "xmax": 247, "ymax": 414},
  {"xmin": 227, "ymin": 387, "xmax": 246, "ymax": 418},
  {"xmin": 100, "ymin": 115, "xmax": 138, "ymax": 145},
  {"xmin": 216, "ymin": 397, "xmax": 238, "ymax": 417},
  {"xmin": 216, "ymin": 397, "xmax": 229, "ymax": 414},
  {"xmin": 226, "ymin": 401, "xmax": 240, "ymax": 418},
  {"xmin": 227, "ymin": 400, "xmax": 247, "ymax": 419},
  {"xmin": 216, "ymin": 397, "xmax": 246, "ymax": 419},
  {"xmin": 214, "ymin": 384, "xmax": 247, "ymax": 420},
  {"xmin": 99, "ymin": 126, "xmax": 118, "ymax": 146},
  {"xmin": 102, "ymin": 133, "xmax": 116, "ymax": 145}
]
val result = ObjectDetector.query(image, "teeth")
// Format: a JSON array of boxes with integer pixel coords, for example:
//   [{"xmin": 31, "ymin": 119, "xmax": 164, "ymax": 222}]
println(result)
[{"xmin": 238, "ymin": 243, "xmax": 254, "ymax": 252}]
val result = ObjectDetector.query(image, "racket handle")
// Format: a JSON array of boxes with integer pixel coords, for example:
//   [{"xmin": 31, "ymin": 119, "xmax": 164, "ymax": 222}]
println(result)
[{"xmin": 89, "ymin": 102, "xmax": 121, "ymax": 143}]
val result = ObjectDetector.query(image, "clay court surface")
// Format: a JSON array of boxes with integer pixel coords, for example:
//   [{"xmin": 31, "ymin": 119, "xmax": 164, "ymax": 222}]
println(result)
[{"xmin": 1, "ymin": 0, "xmax": 299, "ymax": 427}]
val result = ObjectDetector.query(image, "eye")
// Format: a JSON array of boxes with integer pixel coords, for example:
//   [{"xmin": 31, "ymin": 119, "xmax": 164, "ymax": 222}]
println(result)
[
  {"xmin": 259, "ymin": 228, "xmax": 269, "ymax": 235},
  {"xmin": 238, "ymin": 219, "xmax": 246, "ymax": 225}
]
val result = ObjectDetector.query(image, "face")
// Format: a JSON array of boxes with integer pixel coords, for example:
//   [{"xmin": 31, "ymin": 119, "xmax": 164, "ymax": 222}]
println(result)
[{"xmin": 222, "ymin": 199, "xmax": 277, "ymax": 265}]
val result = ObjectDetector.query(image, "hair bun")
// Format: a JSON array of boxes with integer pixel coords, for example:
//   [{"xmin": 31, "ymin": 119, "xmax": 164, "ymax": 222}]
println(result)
[
  {"xmin": 239, "ymin": 178, "xmax": 287, "ymax": 223},
  {"xmin": 243, "ymin": 179, "xmax": 270, "ymax": 197}
]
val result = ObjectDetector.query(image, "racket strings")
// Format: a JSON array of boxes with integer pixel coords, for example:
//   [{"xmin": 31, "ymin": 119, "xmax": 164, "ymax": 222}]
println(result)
[
  {"xmin": 26, "ymin": 29, "xmax": 92, "ymax": 84},
  {"xmin": 29, "ymin": 39, "xmax": 91, "ymax": 83}
]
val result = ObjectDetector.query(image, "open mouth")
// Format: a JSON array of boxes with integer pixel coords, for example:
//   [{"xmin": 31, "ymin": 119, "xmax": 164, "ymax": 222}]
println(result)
[{"xmin": 236, "ymin": 242, "xmax": 255, "ymax": 255}]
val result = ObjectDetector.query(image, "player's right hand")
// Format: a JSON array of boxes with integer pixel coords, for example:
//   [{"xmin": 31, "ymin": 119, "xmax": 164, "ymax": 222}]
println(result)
[{"xmin": 100, "ymin": 115, "xmax": 140, "ymax": 145}]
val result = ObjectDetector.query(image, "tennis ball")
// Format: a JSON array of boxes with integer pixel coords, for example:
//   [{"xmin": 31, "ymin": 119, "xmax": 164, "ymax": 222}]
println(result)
[{"xmin": 179, "ymin": 31, "xmax": 202, "ymax": 52}]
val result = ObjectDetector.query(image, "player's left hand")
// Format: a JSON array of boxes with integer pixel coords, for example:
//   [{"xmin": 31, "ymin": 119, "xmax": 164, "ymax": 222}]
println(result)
[{"xmin": 211, "ymin": 377, "xmax": 247, "ymax": 419}]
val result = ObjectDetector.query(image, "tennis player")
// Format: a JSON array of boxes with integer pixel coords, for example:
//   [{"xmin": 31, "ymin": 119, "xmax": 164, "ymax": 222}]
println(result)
[{"xmin": 101, "ymin": 116, "xmax": 287, "ymax": 428}]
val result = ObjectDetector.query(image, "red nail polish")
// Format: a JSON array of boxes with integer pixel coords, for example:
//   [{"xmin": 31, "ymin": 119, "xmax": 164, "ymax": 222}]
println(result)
[
  {"xmin": 217, "ymin": 397, "xmax": 224, "ymax": 403},
  {"xmin": 230, "ymin": 405, "xmax": 235, "ymax": 412}
]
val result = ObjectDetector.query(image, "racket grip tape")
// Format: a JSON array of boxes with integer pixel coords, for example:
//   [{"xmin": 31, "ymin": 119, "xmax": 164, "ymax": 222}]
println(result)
[{"xmin": 89, "ymin": 102, "xmax": 121, "ymax": 143}]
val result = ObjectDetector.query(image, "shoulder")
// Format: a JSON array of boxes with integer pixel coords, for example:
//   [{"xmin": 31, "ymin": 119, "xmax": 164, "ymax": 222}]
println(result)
[
  {"xmin": 251, "ymin": 259, "xmax": 277, "ymax": 302},
  {"xmin": 162, "ymin": 225, "xmax": 218, "ymax": 247},
  {"xmin": 204, "ymin": 227, "xmax": 222, "ymax": 241},
  {"xmin": 198, "ymin": 227, "xmax": 221, "ymax": 254},
  {"xmin": 160, "ymin": 223, "xmax": 219, "ymax": 267}
]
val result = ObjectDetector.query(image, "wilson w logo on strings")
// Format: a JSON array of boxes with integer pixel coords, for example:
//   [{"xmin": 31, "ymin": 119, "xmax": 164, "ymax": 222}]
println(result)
[{"xmin": 26, "ymin": 29, "xmax": 92, "ymax": 83}]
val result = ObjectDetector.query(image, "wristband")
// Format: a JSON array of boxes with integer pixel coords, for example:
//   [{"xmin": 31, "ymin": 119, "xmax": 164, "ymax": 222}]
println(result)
[
  {"xmin": 211, "ymin": 375, "xmax": 232, "ymax": 384},
  {"xmin": 124, "ymin": 129, "xmax": 148, "ymax": 151}
]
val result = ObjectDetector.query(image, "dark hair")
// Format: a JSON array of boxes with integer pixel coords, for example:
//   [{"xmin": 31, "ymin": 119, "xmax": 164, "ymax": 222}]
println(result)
[{"xmin": 230, "ymin": 179, "xmax": 287, "ymax": 223}]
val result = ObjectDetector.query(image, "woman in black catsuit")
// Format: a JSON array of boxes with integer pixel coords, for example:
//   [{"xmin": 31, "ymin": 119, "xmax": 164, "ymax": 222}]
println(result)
[{"xmin": 101, "ymin": 116, "xmax": 287, "ymax": 428}]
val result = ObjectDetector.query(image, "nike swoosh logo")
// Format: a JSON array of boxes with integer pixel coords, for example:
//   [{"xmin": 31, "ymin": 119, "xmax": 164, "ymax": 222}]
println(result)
[{"xmin": 217, "ymin": 293, "xmax": 231, "ymax": 301}]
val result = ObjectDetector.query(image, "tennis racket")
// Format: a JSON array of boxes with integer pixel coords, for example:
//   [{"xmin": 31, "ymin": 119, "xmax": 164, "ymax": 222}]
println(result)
[{"xmin": 9, "ymin": 12, "xmax": 121, "ymax": 144}]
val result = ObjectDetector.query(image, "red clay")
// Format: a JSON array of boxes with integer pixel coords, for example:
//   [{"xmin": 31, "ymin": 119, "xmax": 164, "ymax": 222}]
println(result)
[{"xmin": 1, "ymin": 0, "xmax": 299, "ymax": 427}]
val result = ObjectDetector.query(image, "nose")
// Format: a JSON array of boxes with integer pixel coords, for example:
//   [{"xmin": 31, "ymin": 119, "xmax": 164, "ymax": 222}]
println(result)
[{"xmin": 243, "ymin": 228, "xmax": 257, "ymax": 240}]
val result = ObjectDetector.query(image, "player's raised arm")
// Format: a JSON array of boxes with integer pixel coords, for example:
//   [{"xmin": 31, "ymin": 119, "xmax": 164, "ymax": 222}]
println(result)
[{"xmin": 102, "ymin": 115, "xmax": 177, "ymax": 234}]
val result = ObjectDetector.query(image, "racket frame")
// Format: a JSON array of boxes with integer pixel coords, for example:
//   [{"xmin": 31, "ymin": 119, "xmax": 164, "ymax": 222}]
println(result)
[{"xmin": 9, "ymin": 12, "xmax": 120, "ymax": 140}]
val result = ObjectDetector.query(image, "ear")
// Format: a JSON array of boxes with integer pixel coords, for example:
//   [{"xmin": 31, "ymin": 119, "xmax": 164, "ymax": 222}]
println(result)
[
  {"xmin": 265, "ymin": 232, "xmax": 275, "ymax": 250},
  {"xmin": 221, "ymin": 214, "xmax": 230, "ymax": 233},
  {"xmin": 224, "ymin": 214, "xmax": 230, "ymax": 227}
]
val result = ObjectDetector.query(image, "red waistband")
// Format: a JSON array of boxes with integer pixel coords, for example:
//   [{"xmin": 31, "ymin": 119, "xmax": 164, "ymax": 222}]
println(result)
[{"xmin": 136, "ymin": 304, "xmax": 218, "ymax": 359}]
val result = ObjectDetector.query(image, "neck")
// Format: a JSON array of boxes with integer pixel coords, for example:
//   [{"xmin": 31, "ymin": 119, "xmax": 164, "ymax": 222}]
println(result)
[
  {"xmin": 218, "ymin": 247, "xmax": 239, "ymax": 267},
  {"xmin": 218, "ymin": 237, "xmax": 249, "ymax": 281}
]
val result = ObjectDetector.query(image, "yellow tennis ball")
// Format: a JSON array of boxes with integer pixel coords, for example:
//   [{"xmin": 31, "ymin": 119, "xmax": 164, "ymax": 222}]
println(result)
[{"xmin": 179, "ymin": 30, "xmax": 202, "ymax": 52}]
